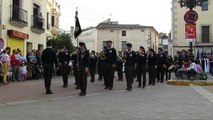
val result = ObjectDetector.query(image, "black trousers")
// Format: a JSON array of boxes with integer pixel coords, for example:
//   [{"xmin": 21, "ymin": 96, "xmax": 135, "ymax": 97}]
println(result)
[
  {"xmin": 103, "ymin": 63, "xmax": 114, "ymax": 88},
  {"xmin": 165, "ymin": 67, "xmax": 171, "ymax": 80},
  {"xmin": 156, "ymin": 65, "xmax": 165, "ymax": 83},
  {"xmin": 79, "ymin": 66, "xmax": 87, "ymax": 94},
  {"xmin": 125, "ymin": 66, "xmax": 134, "ymax": 89},
  {"xmin": 73, "ymin": 65, "xmax": 79, "ymax": 86},
  {"xmin": 137, "ymin": 65, "xmax": 146, "ymax": 87},
  {"xmin": 43, "ymin": 64, "xmax": 53, "ymax": 92},
  {"xmin": 148, "ymin": 65, "xmax": 156, "ymax": 85},
  {"xmin": 61, "ymin": 64, "xmax": 69, "ymax": 86},
  {"xmin": 117, "ymin": 65, "xmax": 123, "ymax": 80},
  {"xmin": 98, "ymin": 64, "xmax": 103, "ymax": 80},
  {"xmin": 89, "ymin": 66, "xmax": 96, "ymax": 82}
]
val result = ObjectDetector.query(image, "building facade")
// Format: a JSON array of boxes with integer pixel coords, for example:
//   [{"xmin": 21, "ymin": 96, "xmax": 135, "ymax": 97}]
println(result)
[
  {"xmin": 46, "ymin": 0, "xmax": 61, "ymax": 39},
  {"xmin": 172, "ymin": 0, "xmax": 213, "ymax": 55},
  {"xmin": 78, "ymin": 20, "xmax": 159, "ymax": 53},
  {"xmin": 0, "ymin": 0, "xmax": 60, "ymax": 56}
]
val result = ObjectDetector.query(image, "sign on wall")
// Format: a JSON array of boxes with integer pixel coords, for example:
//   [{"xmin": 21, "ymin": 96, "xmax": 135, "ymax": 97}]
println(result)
[{"xmin": 185, "ymin": 23, "xmax": 196, "ymax": 42}]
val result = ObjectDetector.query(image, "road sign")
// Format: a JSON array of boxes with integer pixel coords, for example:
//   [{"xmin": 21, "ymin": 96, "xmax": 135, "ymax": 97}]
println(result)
[
  {"xmin": 184, "ymin": 10, "xmax": 198, "ymax": 23},
  {"xmin": 185, "ymin": 23, "xmax": 196, "ymax": 42}
]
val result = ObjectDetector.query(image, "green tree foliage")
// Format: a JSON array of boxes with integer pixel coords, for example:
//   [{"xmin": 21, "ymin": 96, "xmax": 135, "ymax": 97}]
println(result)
[{"xmin": 51, "ymin": 33, "xmax": 75, "ymax": 53}]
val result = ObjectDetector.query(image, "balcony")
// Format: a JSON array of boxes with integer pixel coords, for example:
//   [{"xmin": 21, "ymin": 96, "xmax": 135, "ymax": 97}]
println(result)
[
  {"xmin": 31, "ymin": 15, "xmax": 45, "ymax": 34},
  {"xmin": 9, "ymin": 5, "xmax": 28, "ymax": 28}
]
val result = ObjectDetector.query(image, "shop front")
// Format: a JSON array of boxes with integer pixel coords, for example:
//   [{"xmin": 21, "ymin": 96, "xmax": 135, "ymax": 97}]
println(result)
[{"xmin": 7, "ymin": 30, "xmax": 29, "ymax": 55}]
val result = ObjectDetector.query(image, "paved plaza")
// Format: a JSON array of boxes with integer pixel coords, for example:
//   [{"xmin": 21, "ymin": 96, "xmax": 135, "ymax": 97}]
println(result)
[{"xmin": 0, "ymin": 74, "xmax": 213, "ymax": 120}]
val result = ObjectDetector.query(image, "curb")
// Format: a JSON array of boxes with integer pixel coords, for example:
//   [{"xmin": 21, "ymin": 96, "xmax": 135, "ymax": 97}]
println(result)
[{"xmin": 167, "ymin": 80, "xmax": 213, "ymax": 86}]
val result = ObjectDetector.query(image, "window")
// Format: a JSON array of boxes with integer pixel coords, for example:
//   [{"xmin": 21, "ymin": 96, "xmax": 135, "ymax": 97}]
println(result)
[
  {"xmin": 52, "ymin": 16, "xmax": 55, "ymax": 26},
  {"xmin": 202, "ymin": 26, "xmax": 210, "ymax": 43},
  {"xmin": 121, "ymin": 30, "xmax": 126, "ymax": 36},
  {"xmin": 121, "ymin": 41, "xmax": 127, "ymax": 51},
  {"xmin": 202, "ymin": 0, "xmax": 208, "ymax": 11}
]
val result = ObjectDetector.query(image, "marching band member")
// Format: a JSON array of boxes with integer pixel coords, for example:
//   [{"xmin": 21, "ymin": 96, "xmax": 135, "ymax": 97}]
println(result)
[
  {"xmin": 124, "ymin": 43, "xmax": 136, "ymax": 91},
  {"xmin": 136, "ymin": 46, "xmax": 147, "ymax": 88},
  {"xmin": 102, "ymin": 40, "xmax": 117, "ymax": 90}
]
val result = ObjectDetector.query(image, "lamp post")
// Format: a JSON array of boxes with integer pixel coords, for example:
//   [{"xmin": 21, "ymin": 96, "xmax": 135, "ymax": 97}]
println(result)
[{"xmin": 178, "ymin": 0, "xmax": 204, "ymax": 59}]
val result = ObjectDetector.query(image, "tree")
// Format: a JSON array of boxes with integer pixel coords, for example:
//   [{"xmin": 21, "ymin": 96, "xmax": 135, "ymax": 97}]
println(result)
[{"xmin": 52, "ymin": 33, "xmax": 75, "ymax": 53}]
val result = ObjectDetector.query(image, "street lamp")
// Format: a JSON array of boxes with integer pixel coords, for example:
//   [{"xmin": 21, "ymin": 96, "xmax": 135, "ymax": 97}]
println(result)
[{"xmin": 178, "ymin": 0, "xmax": 204, "ymax": 59}]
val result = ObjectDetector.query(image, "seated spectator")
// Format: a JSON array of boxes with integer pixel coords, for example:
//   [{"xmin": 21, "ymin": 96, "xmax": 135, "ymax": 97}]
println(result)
[
  {"xmin": 176, "ymin": 59, "xmax": 189, "ymax": 79},
  {"xmin": 195, "ymin": 60, "xmax": 203, "ymax": 74},
  {"xmin": 187, "ymin": 59, "xmax": 197, "ymax": 80}
]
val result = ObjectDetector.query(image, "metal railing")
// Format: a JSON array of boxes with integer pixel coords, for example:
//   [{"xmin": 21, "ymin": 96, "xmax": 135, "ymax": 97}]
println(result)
[
  {"xmin": 10, "ymin": 5, "xmax": 28, "ymax": 23},
  {"xmin": 31, "ymin": 15, "xmax": 45, "ymax": 30}
]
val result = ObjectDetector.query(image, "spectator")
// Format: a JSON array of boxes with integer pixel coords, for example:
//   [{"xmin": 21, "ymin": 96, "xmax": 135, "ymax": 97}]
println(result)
[{"xmin": 0, "ymin": 47, "xmax": 11, "ymax": 85}]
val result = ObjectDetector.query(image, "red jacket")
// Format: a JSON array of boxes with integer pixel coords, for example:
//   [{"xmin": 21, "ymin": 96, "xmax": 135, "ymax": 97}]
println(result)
[{"xmin": 10, "ymin": 54, "xmax": 21, "ymax": 66}]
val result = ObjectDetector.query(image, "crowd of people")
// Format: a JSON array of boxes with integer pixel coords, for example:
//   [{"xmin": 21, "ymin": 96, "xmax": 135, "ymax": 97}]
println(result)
[{"xmin": 1, "ymin": 40, "xmax": 213, "ymax": 96}]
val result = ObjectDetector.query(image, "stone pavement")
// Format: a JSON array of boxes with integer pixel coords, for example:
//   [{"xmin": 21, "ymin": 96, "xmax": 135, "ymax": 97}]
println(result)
[
  {"xmin": 0, "ymin": 73, "xmax": 213, "ymax": 120},
  {"xmin": 0, "ymin": 83, "xmax": 213, "ymax": 120}
]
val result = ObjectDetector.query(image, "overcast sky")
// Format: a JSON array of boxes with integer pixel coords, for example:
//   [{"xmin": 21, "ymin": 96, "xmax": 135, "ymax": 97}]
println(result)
[{"xmin": 57, "ymin": 0, "xmax": 172, "ymax": 33}]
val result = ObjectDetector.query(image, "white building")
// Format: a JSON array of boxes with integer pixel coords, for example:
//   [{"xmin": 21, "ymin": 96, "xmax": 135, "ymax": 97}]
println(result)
[
  {"xmin": 78, "ymin": 20, "xmax": 160, "ymax": 52},
  {"xmin": 171, "ymin": 0, "xmax": 213, "ymax": 55},
  {"xmin": 0, "ymin": 0, "xmax": 60, "ymax": 56}
]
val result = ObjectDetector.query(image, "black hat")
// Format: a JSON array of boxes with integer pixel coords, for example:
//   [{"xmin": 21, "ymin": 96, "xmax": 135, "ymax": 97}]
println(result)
[
  {"xmin": 46, "ymin": 40, "xmax": 52, "ymax": 47},
  {"xmin": 106, "ymin": 40, "xmax": 112, "ymax": 43},
  {"xmin": 79, "ymin": 42, "xmax": 85, "ymax": 46},
  {"xmin": 126, "ymin": 43, "xmax": 132, "ymax": 47}
]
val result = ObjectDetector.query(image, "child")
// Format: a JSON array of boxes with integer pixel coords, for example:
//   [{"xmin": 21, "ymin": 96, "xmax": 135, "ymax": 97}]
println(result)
[{"xmin": 20, "ymin": 63, "xmax": 27, "ymax": 81}]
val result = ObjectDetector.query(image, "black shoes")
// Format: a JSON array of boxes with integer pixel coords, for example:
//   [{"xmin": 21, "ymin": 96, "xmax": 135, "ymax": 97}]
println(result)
[
  {"xmin": 126, "ymin": 88, "xmax": 132, "ymax": 91},
  {"xmin": 63, "ymin": 85, "xmax": 68, "ymax": 88},
  {"xmin": 75, "ymin": 86, "xmax": 80, "ymax": 89},
  {"xmin": 104, "ymin": 86, "xmax": 108, "ymax": 89},
  {"xmin": 79, "ymin": 92, "xmax": 86, "ymax": 96},
  {"xmin": 46, "ymin": 91, "xmax": 53, "ymax": 95},
  {"xmin": 108, "ymin": 87, "xmax": 112, "ymax": 90}
]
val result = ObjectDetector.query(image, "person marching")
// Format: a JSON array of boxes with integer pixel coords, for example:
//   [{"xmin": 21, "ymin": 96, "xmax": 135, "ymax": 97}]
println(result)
[
  {"xmin": 102, "ymin": 40, "xmax": 117, "ymax": 90},
  {"xmin": 116, "ymin": 51, "xmax": 124, "ymax": 81},
  {"xmin": 77, "ymin": 42, "xmax": 90, "ymax": 96},
  {"xmin": 147, "ymin": 48, "xmax": 156, "ymax": 85},
  {"xmin": 156, "ymin": 48, "xmax": 167, "ymax": 83},
  {"xmin": 58, "ymin": 46, "xmax": 71, "ymax": 88},
  {"xmin": 165, "ymin": 51, "xmax": 173, "ymax": 80},
  {"xmin": 71, "ymin": 47, "xmax": 80, "ymax": 89},
  {"xmin": 124, "ymin": 43, "xmax": 136, "ymax": 91},
  {"xmin": 41, "ymin": 41, "xmax": 58, "ymax": 94},
  {"xmin": 89, "ymin": 50, "xmax": 97, "ymax": 83},
  {"xmin": 136, "ymin": 46, "xmax": 147, "ymax": 88}
]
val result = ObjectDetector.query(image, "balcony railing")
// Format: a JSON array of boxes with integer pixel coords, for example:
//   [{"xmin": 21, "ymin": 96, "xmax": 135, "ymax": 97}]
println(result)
[
  {"xmin": 31, "ymin": 15, "xmax": 45, "ymax": 34},
  {"xmin": 10, "ymin": 5, "xmax": 28, "ymax": 27}
]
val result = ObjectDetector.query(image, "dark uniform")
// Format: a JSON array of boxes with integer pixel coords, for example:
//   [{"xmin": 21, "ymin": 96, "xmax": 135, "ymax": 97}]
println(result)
[
  {"xmin": 174, "ymin": 53, "xmax": 183, "ymax": 77},
  {"xmin": 156, "ymin": 52, "xmax": 167, "ymax": 83},
  {"xmin": 165, "ymin": 54, "xmax": 173, "ymax": 80},
  {"xmin": 97, "ymin": 55, "xmax": 104, "ymax": 81},
  {"xmin": 124, "ymin": 48, "xmax": 136, "ymax": 91},
  {"xmin": 71, "ymin": 52, "xmax": 79, "ymax": 88},
  {"xmin": 58, "ymin": 49, "xmax": 70, "ymax": 87},
  {"xmin": 41, "ymin": 41, "xmax": 58, "ymax": 94},
  {"xmin": 78, "ymin": 43, "xmax": 90, "ymax": 96},
  {"xmin": 116, "ymin": 52, "xmax": 124, "ymax": 81},
  {"xmin": 103, "ymin": 41, "xmax": 117, "ymax": 90},
  {"xmin": 148, "ymin": 50, "xmax": 156, "ymax": 85},
  {"xmin": 89, "ymin": 53, "xmax": 97, "ymax": 82},
  {"xmin": 136, "ymin": 51, "xmax": 147, "ymax": 88}
]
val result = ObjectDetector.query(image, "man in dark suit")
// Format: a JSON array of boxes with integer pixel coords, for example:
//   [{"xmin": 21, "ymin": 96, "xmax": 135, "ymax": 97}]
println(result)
[
  {"xmin": 58, "ymin": 46, "xmax": 71, "ymax": 88},
  {"xmin": 78, "ymin": 42, "xmax": 90, "ymax": 96},
  {"xmin": 102, "ymin": 40, "xmax": 117, "ymax": 90},
  {"xmin": 156, "ymin": 48, "xmax": 167, "ymax": 83},
  {"xmin": 41, "ymin": 40, "xmax": 58, "ymax": 94},
  {"xmin": 124, "ymin": 43, "xmax": 136, "ymax": 91},
  {"xmin": 89, "ymin": 50, "xmax": 97, "ymax": 83}
]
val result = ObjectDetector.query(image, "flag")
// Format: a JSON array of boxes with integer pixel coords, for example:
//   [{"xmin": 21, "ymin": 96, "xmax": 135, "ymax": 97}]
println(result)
[{"xmin": 74, "ymin": 10, "xmax": 82, "ymax": 38}]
